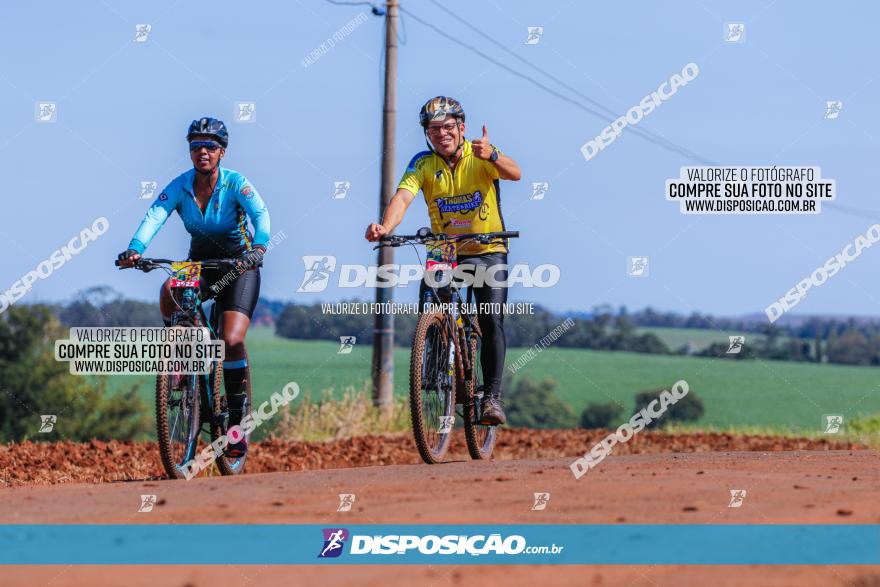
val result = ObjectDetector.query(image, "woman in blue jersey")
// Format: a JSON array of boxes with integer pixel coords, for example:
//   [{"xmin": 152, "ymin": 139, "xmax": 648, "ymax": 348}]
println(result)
[{"xmin": 117, "ymin": 117, "xmax": 270, "ymax": 457}]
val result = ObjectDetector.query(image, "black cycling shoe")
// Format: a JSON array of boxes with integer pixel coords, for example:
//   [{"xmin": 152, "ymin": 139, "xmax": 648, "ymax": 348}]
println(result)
[
  {"xmin": 224, "ymin": 437, "xmax": 248, "ymax": 458},
  {"xmin": 223, "ymin": 393, "xmax": 248, "ymax": 458},
  {"xmin": 479, "ymin": 395, "xmax": 506, "ymax": 426}
]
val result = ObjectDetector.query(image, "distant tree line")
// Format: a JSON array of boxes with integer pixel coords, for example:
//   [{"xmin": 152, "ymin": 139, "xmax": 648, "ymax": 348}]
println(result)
[
  {"xmin": 41, "ymin": 288, "xmax": 880, "ymax": 366},
  {"xmin": 274, "ymin": 301, "xmax": 669, "ymax": 355},
  {"xmin": 630, "ymin": 306, "xmax": 880, "ymax": 346}
]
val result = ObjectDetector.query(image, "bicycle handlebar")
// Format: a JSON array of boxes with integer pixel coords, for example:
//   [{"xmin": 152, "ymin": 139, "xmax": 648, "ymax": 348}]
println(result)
[
  {"xmin": 376, "ymin": 229, "xmax": 519, "ymax": 248},
  {"xmin": 115, "ymin": 257, "xmax": 238, "ymax": 272}
]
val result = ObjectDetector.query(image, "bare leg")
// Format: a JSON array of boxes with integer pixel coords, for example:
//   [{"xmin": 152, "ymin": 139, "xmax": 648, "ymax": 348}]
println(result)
[
  {"xmin": 159, "ymin": 279, "xmax": 175, "ymax": 325},
  {"xmin": 221, "ymin": 311, "xmax": 250, "ymax": 362}
]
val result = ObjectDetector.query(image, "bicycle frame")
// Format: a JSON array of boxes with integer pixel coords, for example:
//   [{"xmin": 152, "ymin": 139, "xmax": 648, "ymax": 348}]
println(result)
[
  {"xmin": 118, "ymin": 257, "xmax": 235, "ymax": 431},
  {"xmin": 379, "ymin": 229, "xmax": 518, "ymax": 463},
  {"xmin": 165, "ymin": 265, "xmax": 225, "ymax": 433},
  {"xmin": 381, "ymin": 228, "xmax": 519, "ymax": 407},
  {"xmin": 420, "ymin": 265, "xmax": 480, "ymax": 403},
  {"xmin": 117, "ymin": 255, "xmax": 254, "ymax": 477}
]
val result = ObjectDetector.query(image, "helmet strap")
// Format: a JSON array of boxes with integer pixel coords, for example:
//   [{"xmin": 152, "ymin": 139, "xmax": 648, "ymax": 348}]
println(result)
[
  {"xmin": 194, "ymin": 164, "xmax": 220, "ymax": 192},
  {"xmin": 449, "ymin": 137, "xmax": 464, "ymax": 165}
]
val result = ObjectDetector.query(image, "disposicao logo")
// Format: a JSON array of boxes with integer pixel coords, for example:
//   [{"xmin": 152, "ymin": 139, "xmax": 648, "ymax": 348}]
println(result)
[{"xmin": 318, "ymin": 528, "xmax": 349, "ymax": 558}]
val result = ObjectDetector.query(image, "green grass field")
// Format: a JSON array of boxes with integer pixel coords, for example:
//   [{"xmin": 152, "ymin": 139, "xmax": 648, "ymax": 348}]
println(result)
[{"xmin": 105, "ymin": 327, "xmax": 879, "ymax": 434}]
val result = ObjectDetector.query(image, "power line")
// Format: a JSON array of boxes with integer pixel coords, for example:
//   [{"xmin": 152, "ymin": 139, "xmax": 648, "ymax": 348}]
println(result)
[
  {"xmin": 424, "ymin": 0, "xmax": 716, "ymax": 166},
  {"xmin": 327, "ymin": 2, "xmax": 880, "ymax": 220},
  {"xmin": 399, "ymin": 5, "xmax": 717, "ymax": 165},
  {"xmin": 324, "ymin": 0, "xmax": 376, "ymax": 6},
  {"xmin": 324, "ymin": 0, "xmax": 388, "ymax": 17},
  {"xmin": 397, "ymin": 7, "xmax": 407, "ymax": 44}
]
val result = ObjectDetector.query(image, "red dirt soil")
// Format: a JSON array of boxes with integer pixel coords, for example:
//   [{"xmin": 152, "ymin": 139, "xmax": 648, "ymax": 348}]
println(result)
[
  {"xmin": 0, "ymin": 429, "xmax": 864, "ymax": 487},
  {"xmin": 3, "ymin": 434, "xmax": 876, "ymax": 586},
  {"xmin": 2, "ymin": 450, "xmax": 879, "ymax": 586}
]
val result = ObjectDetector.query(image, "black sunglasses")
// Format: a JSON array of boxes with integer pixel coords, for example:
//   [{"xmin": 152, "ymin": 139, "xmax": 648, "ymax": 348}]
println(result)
[{"xmin": 189, "ymin": 140, "xmax": 222, "ymax": 152}]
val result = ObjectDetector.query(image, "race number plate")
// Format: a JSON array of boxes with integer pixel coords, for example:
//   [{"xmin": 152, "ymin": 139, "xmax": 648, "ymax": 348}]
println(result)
[
  {"xmin": 425, "ymin": 241, "xmax": 457, "ymax": 272},
  {"xmin": 169, "ymin": 262, "xmax": 201, "ymax": 288}
]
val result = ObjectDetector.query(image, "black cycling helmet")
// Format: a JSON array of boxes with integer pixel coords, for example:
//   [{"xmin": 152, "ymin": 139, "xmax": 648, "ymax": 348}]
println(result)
[
  {"xmin": 419, "ymin": 96, "xmax": 465, "ymax": 128},
  {"xmin": 186, "ymin": 117, "xmax": 228, "ymax": 148}
]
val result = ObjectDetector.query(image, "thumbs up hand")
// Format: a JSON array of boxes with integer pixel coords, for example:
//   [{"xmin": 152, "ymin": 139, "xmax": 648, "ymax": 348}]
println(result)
[{"xmin": 471, "ymin": 124, "xmax": 494, "ymax": 160}]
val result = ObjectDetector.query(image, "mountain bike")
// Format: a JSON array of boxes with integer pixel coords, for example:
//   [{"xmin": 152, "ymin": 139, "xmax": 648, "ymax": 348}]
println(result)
[
  {"xmin": 115, "ymin": 257, "xmax": 252, "ymax": 479},
  {"xmin": 376, "ymin": 227, "xmax": 519, "ymax": 464}
]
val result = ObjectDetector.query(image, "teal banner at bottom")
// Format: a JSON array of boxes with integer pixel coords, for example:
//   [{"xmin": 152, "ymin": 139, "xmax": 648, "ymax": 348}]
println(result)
[{"xmin": 1, "ymin": 524, "xmax": 877, "ymax": 565}]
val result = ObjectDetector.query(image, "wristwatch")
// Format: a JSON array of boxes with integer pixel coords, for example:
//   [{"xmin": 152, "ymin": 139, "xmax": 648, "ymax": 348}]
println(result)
[{"xmin": 489, "ymin": 146, "xmax": 499, "ymax": 162}]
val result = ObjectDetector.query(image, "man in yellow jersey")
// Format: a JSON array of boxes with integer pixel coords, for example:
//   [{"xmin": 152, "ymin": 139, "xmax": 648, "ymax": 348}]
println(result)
[{"xmin": 365, "ymin": 96, "xmax": 521, "ymax": 425}]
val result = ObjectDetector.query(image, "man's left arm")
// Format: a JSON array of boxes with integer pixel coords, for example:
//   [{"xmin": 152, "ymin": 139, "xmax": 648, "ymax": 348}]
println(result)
[
  {"xmin": 490, "ymin": 151, "xmax": 522, "ymax": 181},
  {"xmin": 471, "ymin": 124, "xmax": 521, "ymax": 181}
]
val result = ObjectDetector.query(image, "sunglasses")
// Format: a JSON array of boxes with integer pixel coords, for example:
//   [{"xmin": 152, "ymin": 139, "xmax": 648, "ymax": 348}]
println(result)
[
  {"xmin": 189, "ymin": 141, "xmax": 222, "ymax": 152},
  {"xmin": 426, "ymin": 122, "xmax": 459, "ymax": 136}
]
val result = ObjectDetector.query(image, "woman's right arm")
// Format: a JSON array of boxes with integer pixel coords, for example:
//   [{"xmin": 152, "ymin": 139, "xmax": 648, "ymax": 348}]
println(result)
[
  {"xmin": 128, "ymin": 188, "xmax": 179, "ymax": 254},
  {"xmin": 118, "ymin": 186, "xmax": 179, "ymax": 266}
]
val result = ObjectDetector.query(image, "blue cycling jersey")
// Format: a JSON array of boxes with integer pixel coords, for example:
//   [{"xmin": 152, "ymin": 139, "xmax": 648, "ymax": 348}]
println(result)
[{"xmin": 128, "ymin": 167, "xmax": 270, "ymax": 260}]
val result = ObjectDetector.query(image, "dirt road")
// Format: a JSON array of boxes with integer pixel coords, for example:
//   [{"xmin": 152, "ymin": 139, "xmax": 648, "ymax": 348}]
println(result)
[
  {"xmin": 0, "ymin": 429, "xmax": 862, "ymax": 487},
  {"xmin": 3, "ymin": 449, "xmax": 879, "ymax": 586}
]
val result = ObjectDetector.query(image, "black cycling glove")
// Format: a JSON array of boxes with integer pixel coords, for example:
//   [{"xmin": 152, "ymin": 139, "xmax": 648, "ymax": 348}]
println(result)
[
  {"xmin": 117, "ymin": 249, "xmax": 139, "ymax": 265},
  {"xmin": 237, "ymin": 246, "xmax": 265, "ymax": 271}
]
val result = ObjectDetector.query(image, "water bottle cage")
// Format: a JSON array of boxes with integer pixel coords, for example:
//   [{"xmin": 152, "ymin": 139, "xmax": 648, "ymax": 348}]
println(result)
[{"xmin": 212, "ymin": 410, "xmax": 229, "ymax": 431}]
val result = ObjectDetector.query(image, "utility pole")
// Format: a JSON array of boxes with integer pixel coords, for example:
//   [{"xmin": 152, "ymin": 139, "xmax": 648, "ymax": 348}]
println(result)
[{"xmin": 372, "ymin": 0, "xmax": 398, "ymax": 411}]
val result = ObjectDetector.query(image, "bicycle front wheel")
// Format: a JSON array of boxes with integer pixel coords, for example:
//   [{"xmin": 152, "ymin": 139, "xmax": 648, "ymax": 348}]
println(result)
[
  {"xmin": 155, "ymin": 371, "xmax": 201, "ymax": 480},
  {"xmin": 410, "ymin": 312, "xmax": 455, "ymax": 464}
]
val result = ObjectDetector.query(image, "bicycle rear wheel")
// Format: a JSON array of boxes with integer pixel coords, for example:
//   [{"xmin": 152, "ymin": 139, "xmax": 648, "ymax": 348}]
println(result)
[
  {"xmin": 463, "ymin": 333, "xmax": 497, "ymax": 460},
  {"xmin": 211, "ymin": 351, "xmax": 253, "ymax": 476},
  {"xmin": 410, "ymin": 312, "xmax": 455, "ymax": 464},
  {"xmin": 155, "ymin": 371, "xmax": 201, "ymax": 479}
]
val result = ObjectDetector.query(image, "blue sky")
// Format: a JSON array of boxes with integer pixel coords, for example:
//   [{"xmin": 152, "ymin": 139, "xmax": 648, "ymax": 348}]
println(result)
[{"xmin": 1, "ymin": 0, "xmax": 878, "ymax": 317}]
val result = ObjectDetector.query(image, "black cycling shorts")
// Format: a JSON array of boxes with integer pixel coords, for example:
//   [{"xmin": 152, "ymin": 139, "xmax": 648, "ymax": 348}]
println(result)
[{"xmin": 200, "ymin": 267, "xmax": 261, "ymax": 319}]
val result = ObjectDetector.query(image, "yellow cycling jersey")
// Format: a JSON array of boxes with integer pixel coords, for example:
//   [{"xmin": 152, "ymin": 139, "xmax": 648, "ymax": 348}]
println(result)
[{"xmin": 398, "ymin": 140, "xmax": 507, "ymax": 256}]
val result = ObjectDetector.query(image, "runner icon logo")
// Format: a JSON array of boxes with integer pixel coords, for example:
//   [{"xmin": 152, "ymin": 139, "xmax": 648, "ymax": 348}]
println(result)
[
  {"xmin": 627, "ymin": 256, "xmax": 649, "ymax": 277},
  {"xmin": 524, "ymin": 26, "xmax": 543, "ymax": 45},
  {"xmin": 438, "ymin": 415, "xmax": 454, "ymax": 433},
  {"xmin": 338, "ymin": 336, "xmax": 356, "ymax": 354},
  {"xmin": 530, "ymin": 182, "xmax": 549, "ymax": 201},
  {"xmin": 140, "ymin": 181, "xmax": 158, "ymax": 200},
  {"xmin": 138, "ymin": 494, "xmax": 157, "ymax": 512},
  {"xmin": 235, "ymin": 102, "xmax": 256, "ymax": 123},
  {"xmin": 824, "ymin": 101, "xmax": 843, "ymax": 120},
  {"xmin": 531, "ymin": 493, "xmax": 550, "ymax": 511},
  {"xmin": 134, "ymin": 24, "xmax": 151, "ymax": 42},
  {"xmin": 726, "ymin": 336, "xmax": 745, "ymax": 354},
  {"xmin": 724, "ymin": 22, "xmax": 745, "ymax": 43},
  {"xmin": 298, "ymin": 255, "xmax": 337, "ymax": 292},
  {"xmin": 39, "ymin": 415, "xmax": 57, "ymax": 433},
  {"xmin": 337, "ymin": 494, "xmax": 356, "ymax": 512},
  {"xmin": 332, "ymin": 181, "xmax": 351, "ymax": 199},
  {"xmin": 728, "ymin": 489, "xmax": 747, "ymax": 508},
  {"xmin": 36, "ymin": 102, "xmax": 57, "ymax": 123},
  {"xmin": 823, "ymin": 414, "xmax": 843, "ymax": 434},
  {"xmin": 319, "ymin": 528, "xmax": 349, "ymax": 558}
]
